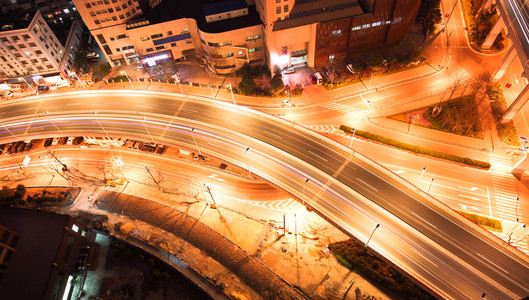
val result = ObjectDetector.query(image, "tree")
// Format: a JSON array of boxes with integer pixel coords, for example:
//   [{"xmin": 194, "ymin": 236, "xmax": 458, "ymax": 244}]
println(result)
[
  {"xmin": 238, "ymin": 76, "xmax": 255, "ymax": 94},
  {"xmin": 368, "ymin": 50, "xmax": 384, "ymax": 71},
  {"xmin": 416, "ymin": 0, "xmax": 442, "ymax": 35},
  {"xmin": 99, "ymin": 63, "xmax": 112, "ymax": 76}
]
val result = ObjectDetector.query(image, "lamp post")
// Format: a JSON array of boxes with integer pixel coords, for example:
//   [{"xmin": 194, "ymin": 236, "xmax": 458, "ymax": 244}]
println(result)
[
  {"xmin": 226, "ymin": 84, "xmax": 236, "ymax": 104},
  {"xmin": 302, "ymin": 178, "xmax": 309, "ymax": 207},
  {"xmin": 68, "ymin": 71, "xmax": 85, "ymax": 89},
  {"xmin": 121, "ymin": 70, "xmax": 135, "ymax": 89},
  {"xmin": 365, "ymin": 224, "xmax": 380, "ymax": 247},
  {"xmin": 174, "ymin": 74, "xmax": 185, "ymax": 95},
  {"xmin": 191, "ymin": 127, "xmax": 201, "ymax": 155},
  {"xmin": 19, "ymin": 77, "xmax": 36, "ymax": 94},
  {"xmin": 245, "ymin": 147, "xmax": 250, "ymax": 177},
  {"xmin": 516, "ymin": 197, "xmax": 520, "ymax": 222},
  {"xmin": 349, "ymin": 127, "xmax": 356, "ymax": 148},
  {"xmin": 419, "ymin": 166, "xmax": 427, "ymax": 182},
  {"xmin": 428, "ymin": 178, "xmax": 435, "ymax": 193}
]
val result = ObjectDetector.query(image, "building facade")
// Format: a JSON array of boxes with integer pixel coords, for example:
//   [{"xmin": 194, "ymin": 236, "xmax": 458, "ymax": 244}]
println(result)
[
  {"xmin": 73, "ymin": 0, "xmax": 264, "ymax": 74},
  {"xmin": 256, "ymin": 0, "xmax": 421, "ymax": 72},
  {"xmin": 0, "ymin": 0, "xmax": 78, "ymax": 24},
  {"xmin": 0, "ymin": 10, "xmax": 66, "ymax": 79}
]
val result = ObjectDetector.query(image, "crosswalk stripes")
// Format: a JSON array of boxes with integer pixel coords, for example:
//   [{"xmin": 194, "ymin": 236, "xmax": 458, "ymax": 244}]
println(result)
[
  {"xmin": 319, "ymin": 102, "xmax": 367, "ymax": 119},
  {"xmin": 488, "ymin": 153, "xmax": 513, "ymax": 172},
  {"xmin": 490, "ymin": 170, "xmax": 520, "ymax": 222},
  {"xmin": 446, "ymin": 60, "xmax": 473, "ymax": 85}
]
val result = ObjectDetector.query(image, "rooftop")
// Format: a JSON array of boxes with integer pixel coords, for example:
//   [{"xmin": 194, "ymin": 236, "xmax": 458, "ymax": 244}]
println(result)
[
  {"xmin": 0, "ymin": 12, "xmax": 34, "ymax": 31},
  {"xmin": 273, "ymin": 0, "xmax": 364, "ymax": 31},
  {"xmin": 130, "ymin": 0, "xmax": 261, "ymax": 34}
]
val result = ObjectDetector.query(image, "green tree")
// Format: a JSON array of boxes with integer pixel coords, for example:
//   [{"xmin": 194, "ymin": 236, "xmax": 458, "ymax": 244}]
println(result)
[
  {"xmin": 416, "ymin": 0, "xmax": 442, "ymax": 35},
  {"xmin": 238, "ymin": 76, "xmax": 255, "ymax": 94},
  {"xmin": 368, "ymin": 51, "xmax": 384, "ymax": 71}
]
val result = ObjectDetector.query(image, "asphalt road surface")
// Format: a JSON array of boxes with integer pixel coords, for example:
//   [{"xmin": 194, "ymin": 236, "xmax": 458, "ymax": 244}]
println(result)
[{"xmin": 1, "ymin": 91, "xmax": 529, "ymax": 299}]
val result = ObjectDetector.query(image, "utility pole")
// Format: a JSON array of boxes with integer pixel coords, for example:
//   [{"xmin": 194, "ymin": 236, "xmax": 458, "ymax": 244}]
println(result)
[
  {"xmin": 145, "ymin": 166, "xmax": 162, "ymax": 190},
  {"xmin": 205, "ymin": 184, "xmax": 217, "ymax": 208}
]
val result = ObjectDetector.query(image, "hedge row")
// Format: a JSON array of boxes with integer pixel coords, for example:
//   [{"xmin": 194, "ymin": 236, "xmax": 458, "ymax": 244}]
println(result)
[
  {"xmin": 330, "ymin": 239, "xmax": 436, "ymax": 300},
  {"xmin": 456, "ymin": 210, "xmax": 503, "ymax": 232},
  {"xmin": 486, "ymin": 83, "xmax": 520, "ymax": 147},
  {"xmin": 340, "ymin": 125, "xmax": 491, "ymax": 169}
]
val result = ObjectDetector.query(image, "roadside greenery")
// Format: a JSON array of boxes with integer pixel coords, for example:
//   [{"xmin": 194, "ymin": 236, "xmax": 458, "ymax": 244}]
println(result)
[
  {"xmin": 0, "ymin": 185, "xmax": 73, "ymax": 208},
  {"xmin": 416, "ymin": 0, "xmax": 442, "ymax": 35},
  {"xmin": 99, "ymin": 62, "xmax": 112, "ymax": 76},
  {"xmin": 330, "ymin": 239, "xmax": 436, "ymax": 300},
  {"xmin": 461, "ymin": 0, "xmax": 505, "ymax": 51},
  {"xmin": 340, "ymin": 125, "xmax": 491, "ymax": 169},
  {"xmin": 487, "ymin": 83, "xmax": 520, "ymax": 147},
  {"xmin": 456, "ymin": 210, "xmax": 503, "ymax": 232}
]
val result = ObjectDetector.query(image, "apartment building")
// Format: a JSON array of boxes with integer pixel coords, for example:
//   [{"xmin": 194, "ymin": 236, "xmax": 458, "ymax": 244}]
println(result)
[
  {"xmin": 0, "ymin": 10, "xmax": 66, "ymax": 79},
  {"xmin": 73, "ymin": 0, "xmax": 264, "ymax": 73},
  {"xmin": 0, "ymin": 0, "xmax": 78, "ymax": 24},
  {"xmin": 256, "ymin": 0, "xmax": 421, "ymax": 71}
]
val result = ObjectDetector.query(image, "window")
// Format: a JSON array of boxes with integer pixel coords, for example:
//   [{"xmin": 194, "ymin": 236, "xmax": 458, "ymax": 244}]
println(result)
[
  {"xmin": 96, "ymin": 10, "xmax": 102, "ymax": 14},
  {"xmin": 284, "ymin": 5, "xmax": 288, "ymax": 12},
  {"xmin": 167, "ymin": 31, "xmax": 173, "ymax": 36},
  {"xmin": 151, "ymin": 33, "xmax": 162, "ymax": 39},
  {"xmin": 35, "ymin": 50, "xmax": 42, "ymax": 55},
  {"xmin": 171, "ymin": 43, "xmax": 176, "ymax": 47},
  {"xmin": 141, "ymin": 36, "xmax": 150, "ymax": 41},
  {"xmin": 0, "ymin": 37, "xmax": 7, "ymax": 42},
  {"xmin": 126, "ymin": 12, "xmax": 131, "ymax": 17},
  {"xmin": 110, "ymin": 37, "xmax": 115, "ymax": 41},
  {"xmin": 90, "ymin": 12, "xmax": 96, "ymax": 16},
  {"xmin": 352, "ymin": 25, "xmax": 361, "ymax": 31},
  {"xmin": 116, "ymin": 48, "xmax": 121, "ymax": 52},
  {"xmin": 96, "ymin": 34, "xmax": 106, "ymax": 44},
  {"xmin": 85, "ymin": 3, "xmax": 91, "ymax": 8},
  {"xmin": 23, "ymin": 51, "xmax": 30, "ymax": 57},
  {"xmin": 119, "ymin": 14, "xmax": 125, "ymax": 19},
  {"xmin": 42, "ymin": 57, "xmax": 48, "ymax": 61},
  {"xmin": 246, "ymin": 34, "xmax": 261, "ymax": 41},
  {"xmin": 372, "ymin": 21, "xmax": 382, "ymax": 27},
  {"xmin": 276, "ymin": 0, "xmax": 280, "ymax": 2},
  {"xmin": 248, "ymin": 47, "xmax": 262, "ymax": 53},
  {"xmin": 11, "ymin": 36, "xmax": 19, "ymax": 41},
  {"xmin": 155, "ymin": 45, "xmax": 164, "ymax": 50},
  {"xmin": 18, "ymin": 44, "xmax": 26, "ymax": 48},
  {"xmin": 22, "ymin": 34, "xmax": 30, "ymax": 40},
  {"xmin": 122, "ymin": 3, "xmax": 127, "ymax": 8},
  {"xmin": 115, "ymin": 6, "xmax": 121, "ymax": 11},
  {"xmin": 116, "ymin": 34, "xmax": 127, "ymax": 39},
  {"xmin": 225, "ymin": 52, "xmax": 233, "ymax": 57},
  {"xmin": 361, "ymin": 24, "xmax": 370, "ymax": 29},
  {"xmin": 332, "ymin": 29, "xmax": 342, "ymax": 35},
  {"xmin": 122, "ymin": 45, "xmax": 134, "ymax": 50},
  {"xmin": 238, "ymin": 51, "xmax": 243, "ymax": 55},
  {"xmin": 94, "ymin": 20, "xmax": 100, "ymax": 24},
  {"xmin": 146, "ymin": 48, "xmax": 154, "ymax": 52},
  {"xmin": 276, "ymin": 6, "xmax": 281, "ymax": 13},
  {"xmin": 108, "ymin": 8, "xmax": 114, "ymax": 12},
  {"xmin": 112, "ymin": 16, "xmax": 117, "ymax": 21},
  {"xmin": 182, "ymin": 27, "xmax": 189, "ymax": 32}
]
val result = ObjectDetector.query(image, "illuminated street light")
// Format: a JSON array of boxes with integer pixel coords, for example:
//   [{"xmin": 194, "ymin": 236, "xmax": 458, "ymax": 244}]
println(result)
[
  {"xmin": 18, "ymin": 77, "xmax": 36, "ymax": 94},
  {"xmin": 428, "ymin": 178, "xmax": 435, "ymax": 193},
  {"xmin": 419, "ymin": 166, "xmax": 427, "ymax": 182},
  {"xmin": 191, "ymin": 127, "xmax": 201, "ymax": 155},
  {"xmin": 245, "ymin": 147, "xmax": 250, "ymax": 177},
  {"xmin": 302, "ymin": 178, "xmax": 309, "ymax": 207},
  {"xmin": 365, "ymin": 223, "xmax": 380, "ymax": 247},
  {"xmin": 68, "ymin": 71, "xmax": 85, "ymax": 89},
  {"xmin": 45, "ymin": 111, "xmax": 63, "ymax": 135},
  {"xmin": 349, "ymin": 127, "xmax": 356, "ymax": 148},
  {"xmin": 226, "ymin": 84, "xmax": 236, "ymax": 104},
  {"xmin": 173, "ymin": 74, "xmax": 185, "ymax": 96},
  {"xmin": 516, "ymin": 197, "xmax": 520, "ymax": 222},
  {"xmin": 121, "ymin": 70, "xmax": 135, "ymax": 89}
]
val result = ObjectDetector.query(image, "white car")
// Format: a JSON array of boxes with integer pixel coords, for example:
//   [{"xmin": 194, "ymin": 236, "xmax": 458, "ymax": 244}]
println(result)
[
  {"xmin": 67, "ymin": 136, "xmax": 75, "ymax": 145},
  {"xmin": 346, "ymin": 64, "xmax": 354, "ymax": 74},
  {"xmin": 282, "ymin": 67, "xmax": 295, "ymax": 74}
]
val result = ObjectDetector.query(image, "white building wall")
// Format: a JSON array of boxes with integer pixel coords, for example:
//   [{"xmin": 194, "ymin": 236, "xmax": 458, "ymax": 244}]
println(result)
[{"xmin": 0, "ymin": 11, "xmax": 65, "ymax": 79}]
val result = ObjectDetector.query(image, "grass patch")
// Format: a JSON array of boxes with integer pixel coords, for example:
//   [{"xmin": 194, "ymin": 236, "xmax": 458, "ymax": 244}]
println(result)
[
  {"xmin": 487, "ymin": 83, "xmax": 520, "ymax": 147},
  {"xmin": 340, "ymin": 125, "xmax": 491, "ymax": 169},
  {"xmin": 330, "ymin": 239, "xmax": 436, "ymax": 300},
  {"xmin": 456, "ymin": 210, "xmax": 503, "ymax": 232}
]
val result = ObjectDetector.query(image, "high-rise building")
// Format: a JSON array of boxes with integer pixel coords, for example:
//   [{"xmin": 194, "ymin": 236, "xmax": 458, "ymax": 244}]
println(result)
[
  {"xmin": 255, "ymin": 0, "xmax": 421, "ymax": 72},
  {"xmin": 0, "ymin": 10, "xmax": 66, "ymax": 78},
  {"xmin": 0, "ymin": 0, "xmax": 78, "ymax": 24}
]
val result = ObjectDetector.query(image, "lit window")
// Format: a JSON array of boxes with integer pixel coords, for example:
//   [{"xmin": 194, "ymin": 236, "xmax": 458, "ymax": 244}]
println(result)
[
  {"xmin": 23, "ymin": 51, "xmax": 30, "ymax": 57},
  {"xmin": 276, "ymin": 6, "xmax": 281, "ymax": 13},
  {"xmin": 361, "ymin": 24, "xmax": 370, "ymax": 29},
  {"xmin": 238, "ymin": 51, "xmax": 243, "ymax": 55},
  {"xmin": 284, "ymin": 5, "xmax": 288, "ymax": 12},
  {"xmin": 329, "ymin": 54, "xmax": 335, "ymax": 60},
  {"xmin": 72, "ymin": 224, "xmax": 79, "ymax": 232},
  {"xmin": 332, "ymin": 29, "xmax": 342, "ymax": 35},
  {"xmin": 352, "ymin": 25, "xmax": 361, "ymax": 31},
  {"xmin": 372, "ymin": 21, "xmax": 381, "ymax": 27},
  {"xmin": 63, "ymin": 8, "xmax": 70, "ymax": 14}
]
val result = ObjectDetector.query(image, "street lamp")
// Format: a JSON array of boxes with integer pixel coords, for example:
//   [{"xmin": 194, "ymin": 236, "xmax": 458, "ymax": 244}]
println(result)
[
  {"xmin": 365, "ymin": 224, "xmax": 380, "ymax": 247},
  {"xmin": 302, "ymin": 178, "xmax": 309, "ymax": 207},
  {"xmin": 68, "ymin": 71, "xmax": 85, "ymax": 89},
  {"xmin": 121, "ymin": 70, "xmax": 135, "ymax": 89},
  {"xmin": 226, "ymin": 84, "xmax": 236, "ymax": 104},
  {"xmin": 516, "ymin": 197, "xmax": 520, "ymax": 222},
  {"xmin": 173, "ymin": 74, "xmax": 185, "ymax": 95},
  {"xmin": 191, "ymin": 127, "xmax": 201, "ymax": 156},
  {"xmin": 349, "ymin": 127, "xmax": 356, "ymax": 148},
  {"xmin": 245, "ymin": 147, "xmax": 250, "ymax": 177},
  {"xmin": 428, "ymin": 178, "xmax": 435, "ymax": 193},
  {"xmin": 18, "ymin": 77, "xmax": 36, "ymax": 94},
  {"xmin": 419, "ymin": 166, "xmax": 427, "ymax": 182}
]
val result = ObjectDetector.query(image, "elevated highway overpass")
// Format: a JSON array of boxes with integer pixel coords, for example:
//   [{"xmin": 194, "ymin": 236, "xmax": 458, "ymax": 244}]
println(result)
[{"xmin": 1, "ymin": 91, "xmax": 528, "ymax": 299}]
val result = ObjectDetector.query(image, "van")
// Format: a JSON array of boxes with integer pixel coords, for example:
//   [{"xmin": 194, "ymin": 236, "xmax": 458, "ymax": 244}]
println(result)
[{"xmin": 314, "ymin": 72, "xmax": 323, "ymax": 85}]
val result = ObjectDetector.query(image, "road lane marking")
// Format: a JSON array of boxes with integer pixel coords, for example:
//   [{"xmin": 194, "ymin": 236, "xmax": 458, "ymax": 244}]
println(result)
[
  {"xmin": 66, "ymin": 102, "xmax": 82, "ymax": 106},
  {"xmin": 477, "ymin": 253, "xmax": 509, "ymax": 274},
  {"xmin": 389, "ymin": 155, "xmax": 409, "ymax": 161},
  {"xmin": 307, "ymin": 150, "xmax": 327, "ymax": 162},
  {"xmin": 263, "ymin": 130, "xmax": 282, "ymax": 139},
  {"xmin": 356, "ymin": 178, "xmax": 378, "ymax": 192},
  {"xmin": 411, "ymin": 212, "xmax": 438, "ymax": 229}
]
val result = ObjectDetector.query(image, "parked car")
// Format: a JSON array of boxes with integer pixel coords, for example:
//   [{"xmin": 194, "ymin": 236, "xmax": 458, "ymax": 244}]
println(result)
[
  {"xmin": 73, "ymin": 137, "xmax": 84, "ymax": 145},
  {"xmin": 309, "ymin": 74, "xmax": 317, "ymax": 84},
  {"xmin": 67, "ymin": 136, "xmax": 75, "ymax": 145},
  {"xmin": 59, "ymin": 137, "xmax": 68, "ymax": 145},
  {"xmin": 16, "ymin": 142, "xmax": 25, "ymax": 153},
  {"xmin": 23, "ymin": 143, "xmax": 32, "ymax": 151},
  {"xmin": 10, "ymin": 141, "xmax": 21, "ymax": 154},
  {"xmin": 37, "ymin": 85, "xmax": 49, "ymax": 92},
  {"xmin": 87, "ymin": 52, "xmax": 100, "ymax": 61},
  {"xmin": 155, "ymin": 145, "xmax": 167, "ymax": 154},
  {"xmin": 4, "ymin": 143, "xmax": 13, "ymax": 154},
  {"xmin": 44, "ymin": 138, "xmax": 53, "ymax": 147},
  {"xmin": 52, "ymin": 137, "xmax": 60, "ymax": 146}
]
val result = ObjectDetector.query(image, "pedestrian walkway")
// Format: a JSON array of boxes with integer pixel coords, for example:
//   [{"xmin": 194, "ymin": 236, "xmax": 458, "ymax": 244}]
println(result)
[{"xmin": 319, "ymin": 102, "xmax": 368, "ymax": 119}]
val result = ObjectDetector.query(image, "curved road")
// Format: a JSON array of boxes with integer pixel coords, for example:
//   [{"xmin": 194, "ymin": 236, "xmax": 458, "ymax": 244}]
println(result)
[{"xmin": 1, "ymin": 91, "xmax": 529, "ymax": 299}]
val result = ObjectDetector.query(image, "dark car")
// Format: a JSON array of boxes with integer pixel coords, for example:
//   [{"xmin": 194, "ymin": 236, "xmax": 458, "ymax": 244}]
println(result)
[
  {"xmin": 16, "ymin": 142, "xmax": 26, "ymax": 153},
  {"xmin": 44, "ymin": 138, "xmax": 53, "ymax": 147},
  {"xmin": 155, "ymin": 145, "xmax": 167, "ymax": 154},
  {"xmin": 309, "ymin": 74, "xmax": 316, "ymax": 84},
  {"xmin": 10, "ymin": 141, "xmax": 21, "ymax": 154},
  {"xmin": 73, "ymin": 137, "xmax": 84, "ymax": 145},
  {"xmin": 59, "ymin": 137, "xmax": 68, "ymax": 145},
  {"xmin": 24, "ymin": 143, "xmax": 33, "ymax": 151},
  {"xmin": 37, "ymin": 85, "xmax": 49, "ymax": 92}
]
